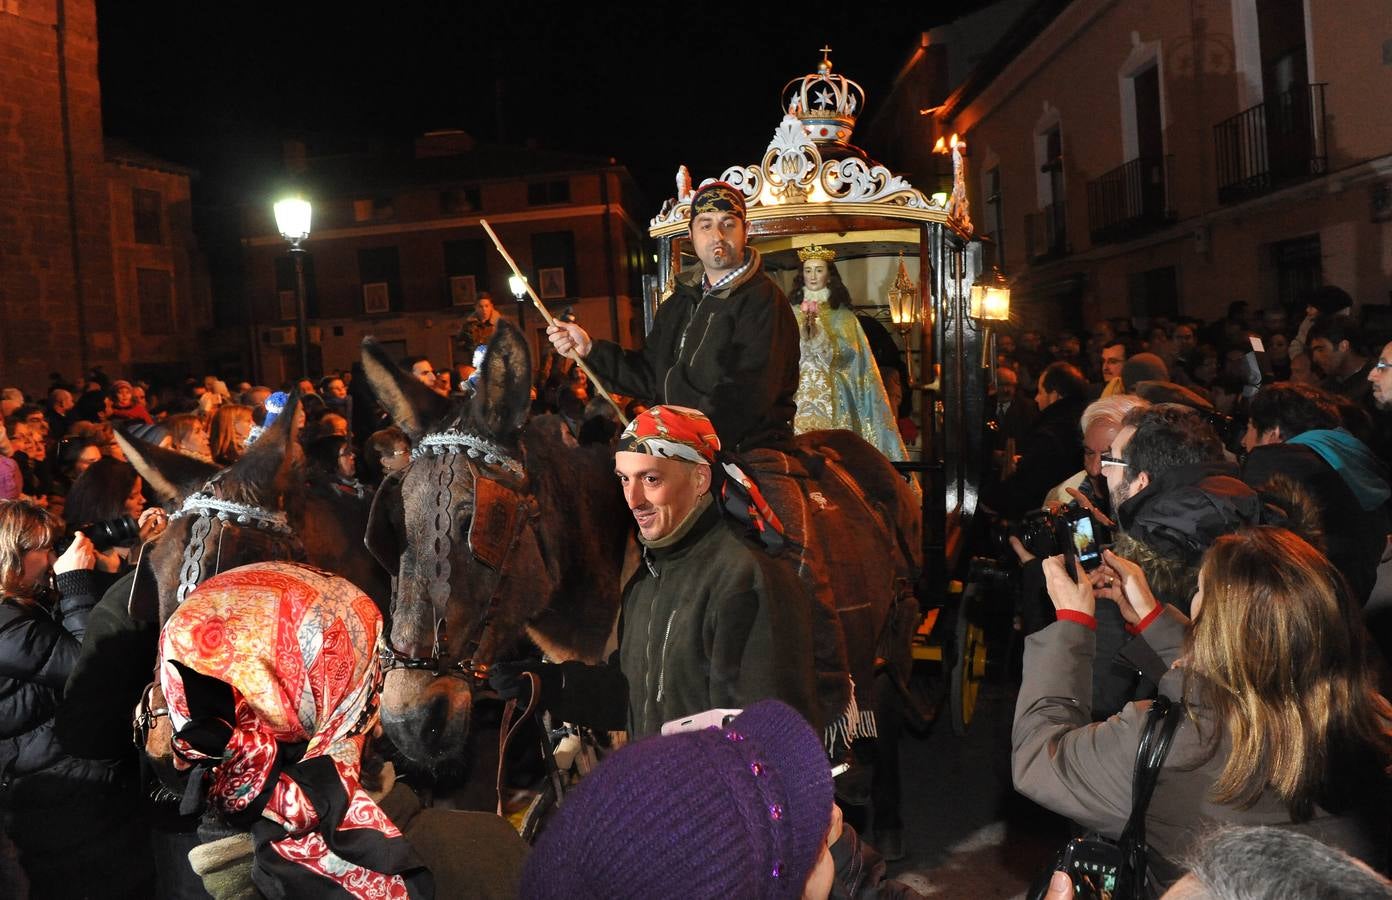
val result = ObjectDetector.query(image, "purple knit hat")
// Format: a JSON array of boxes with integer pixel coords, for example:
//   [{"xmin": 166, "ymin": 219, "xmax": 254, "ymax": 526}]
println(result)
[{"xmin": 520, "ymin": 700, "xmax": 833, "ymax": 899}]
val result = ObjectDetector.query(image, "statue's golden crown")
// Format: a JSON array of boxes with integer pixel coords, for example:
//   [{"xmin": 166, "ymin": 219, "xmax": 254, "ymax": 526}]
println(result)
[{"xmin": 797, "ymin": 244, "xmax": 837, "ymax": 262}]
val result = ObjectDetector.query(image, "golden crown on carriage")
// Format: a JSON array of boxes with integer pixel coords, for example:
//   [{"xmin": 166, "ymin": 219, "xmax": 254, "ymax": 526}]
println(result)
[{"xmin": 649, "ymin": 50, "xmax": 968, "ymax": 239}]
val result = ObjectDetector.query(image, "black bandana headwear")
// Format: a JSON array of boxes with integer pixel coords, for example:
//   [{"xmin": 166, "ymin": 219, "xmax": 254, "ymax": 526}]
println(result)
[{"xmin": 689, "ymin": 181, "xmax": 747, "ymax": 225}]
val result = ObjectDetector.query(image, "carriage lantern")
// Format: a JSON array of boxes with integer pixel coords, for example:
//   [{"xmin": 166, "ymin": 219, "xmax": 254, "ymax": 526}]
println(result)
[
  {"xmin": 886, "ymin": 253, "xmax": 920, "ymax": 383},
  {"xmin": 969, "ymin": 266, "xmax": 1011, "ymax": 322}
]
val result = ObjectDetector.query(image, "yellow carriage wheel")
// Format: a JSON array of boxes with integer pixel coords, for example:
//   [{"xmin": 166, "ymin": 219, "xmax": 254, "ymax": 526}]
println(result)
[{"xmin": 949, "ymin": 589, "xmax": 988, "ymax": 736}]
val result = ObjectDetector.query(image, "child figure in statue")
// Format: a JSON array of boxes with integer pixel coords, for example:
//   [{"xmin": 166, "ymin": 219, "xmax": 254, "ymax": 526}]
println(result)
[{"xmin": 791, "ymin": 245, "xmax": 909, "ymax": 462}]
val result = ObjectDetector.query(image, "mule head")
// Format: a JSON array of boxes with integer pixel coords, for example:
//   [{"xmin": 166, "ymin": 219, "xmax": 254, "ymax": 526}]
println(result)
[
  {"xmin": 116, "ymin": 429, "xmax": 220, "ymax": 508},
  {"xmin": 138, "ymin": 392, "xmax": 306, "ymax": 624},
  {"xmin": 363, "ymin": 322, "xmax": 558, "ymax": 771}
]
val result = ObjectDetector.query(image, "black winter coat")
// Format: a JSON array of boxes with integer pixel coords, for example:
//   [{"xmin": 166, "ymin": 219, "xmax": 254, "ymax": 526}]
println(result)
[
  {"xmin": 585, "ymin": 248, "xmax": 800, "ymax": 452},
  {"xmin": 619, "ymin": 500, "xmax": 819, "ymax": 737},
  {"xmin": 0, "ymin": 570, "xmax": 110, "ymax": 788},
  {"xmin": 1113, "ymin": 461, "xmax": 1265, "ymax": 614},
  {"xmin": 0, "ymin": 569, "xmax": 154, "ymax": 897},
  {"xmin": 984, "ymin": 395, "xmax": 1085, "ymax": 518}
]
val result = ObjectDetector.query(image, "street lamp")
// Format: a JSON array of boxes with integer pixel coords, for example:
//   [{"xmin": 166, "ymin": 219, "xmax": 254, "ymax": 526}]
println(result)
[
  {"xmin": 509, "ymin": 274, "xmax": 529, "ymax": 332},
  {"xmin": 274, "ymin": 197, "xmax": 313, "ymax": 381}
]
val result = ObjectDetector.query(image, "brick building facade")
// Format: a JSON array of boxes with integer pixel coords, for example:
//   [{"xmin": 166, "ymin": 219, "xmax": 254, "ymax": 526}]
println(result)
[
  {"xmin": 239, "ymin": 132, "xmax": 649, "ymax": 385},
  {"xmin": 0, "ymin": 0, "xmax": 207, "ymax": 394},
  {"xmin": 889, "ymin": 0, "xmax": 1392, "ymax": 334}
]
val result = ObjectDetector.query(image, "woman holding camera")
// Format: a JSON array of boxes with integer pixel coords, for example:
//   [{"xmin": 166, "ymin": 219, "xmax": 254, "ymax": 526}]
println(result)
[
  {"xmin": 0, "ymin": 499, "xmax": 153, "ymax": 898},
  {"xmin": 61, "ymin": 456, "xmax": 166, "ymax": 593},
  {"xmin": 1014, "ymin": 527, "xmax": 1392, "ymax": 888}
]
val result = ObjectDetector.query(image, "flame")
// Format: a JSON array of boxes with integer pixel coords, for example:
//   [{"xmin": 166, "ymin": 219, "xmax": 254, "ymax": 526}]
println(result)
[
  {"xmin": 950, "ymin": 133, "xmax": 962, "ymax": 150},
  {"xmin": 933, "ymin": 137, "xmax": 946, "ymax": 153}
]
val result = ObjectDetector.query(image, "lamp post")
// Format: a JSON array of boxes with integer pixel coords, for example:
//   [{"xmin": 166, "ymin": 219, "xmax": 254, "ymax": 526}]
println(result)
[
  {"xmin": 509, "ymin": 273, "xmax": 529, "ymax": 331},
  {"xmin": 274, "ymin": 197, "xmax": 313, "ymax": 381}
]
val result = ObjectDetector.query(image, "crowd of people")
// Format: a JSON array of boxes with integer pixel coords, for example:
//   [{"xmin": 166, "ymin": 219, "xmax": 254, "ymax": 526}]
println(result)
[{"xmin": 1, "ymin": 174, "xmax": 1391, "ymax": 899}]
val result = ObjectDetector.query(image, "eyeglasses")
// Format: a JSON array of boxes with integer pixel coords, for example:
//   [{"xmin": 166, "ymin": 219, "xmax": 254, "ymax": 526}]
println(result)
[
  {"xmin": 1373, "ymin": 360, "xmax": 1392, "ymax": 371},
  {"xmin": 132, "ymin": 681, "xmax": 169, "ymax": 750},
  {"xmin": 1099, "ymin": 453, "xmax": 1129, "ymax": 468}
]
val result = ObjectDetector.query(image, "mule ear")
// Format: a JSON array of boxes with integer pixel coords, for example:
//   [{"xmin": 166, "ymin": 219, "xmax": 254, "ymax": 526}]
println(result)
[
  {"xmin": 115, "ymin": 428, "xmax": 219, "ymax": 504},
  {"xmin": 469, "ymin": 319, "xmax": 532, "ymax": 442},
  {"xmin": 231, "ymin": 389, "xmax": 302, "ymax": 500},
  {"xmin": 365, "ymin": 469, "xmax": 405, "ymax": 572},
  {"xmin": 361, "ymin": 337, "xmax": 451, "ymax": 442}
]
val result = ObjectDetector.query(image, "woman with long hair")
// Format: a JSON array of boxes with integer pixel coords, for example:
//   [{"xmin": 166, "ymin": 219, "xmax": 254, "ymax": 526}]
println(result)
[
  {"xmin": 0, "ymin": 499, "xmax": 154, "ymax": 897},
  {"xmin": 208, "ymin": 403, "xmax": 254, "ymax": 466},
  {"xmin": 1015, "ymin": 527, "xmax": 1392, "ymax": 887},
  {"xmin": 62, "ymin": 457, "xmax": 165, "ymax": 588},
  {"xmin": 163, "ymin": 412, "xmax": 212, "ymax": 462},
  {"xmin": 789, "ymin": 246, "xmax": 907, "ymax": 461}
]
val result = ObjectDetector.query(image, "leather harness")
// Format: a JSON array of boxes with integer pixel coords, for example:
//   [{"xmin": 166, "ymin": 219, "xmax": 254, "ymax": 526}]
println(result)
[{"xmin": 377, "ymin": 429, "xmax": 538, "ymax": 684}]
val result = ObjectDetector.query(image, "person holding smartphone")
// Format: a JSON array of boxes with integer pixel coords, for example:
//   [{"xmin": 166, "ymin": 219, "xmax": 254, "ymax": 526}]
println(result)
[{"xmin": 1015, "ymin": 528, "xmax": 1392, "ymax": 891}]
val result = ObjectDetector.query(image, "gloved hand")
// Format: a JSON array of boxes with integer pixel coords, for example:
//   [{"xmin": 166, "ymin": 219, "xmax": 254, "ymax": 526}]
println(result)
[
  {"xmin": 487, "ymin": 659, "xmax": 560, "ymax": 710},
  {"xmin": 488, "ymin": 658, "xmax": 630, "ymax": 732}
]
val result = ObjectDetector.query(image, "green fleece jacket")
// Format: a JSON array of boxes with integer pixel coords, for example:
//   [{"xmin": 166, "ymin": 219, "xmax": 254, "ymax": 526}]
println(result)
[{"xmin": 620, "ymin": 498, "xmax": 819, "ymax": 737}]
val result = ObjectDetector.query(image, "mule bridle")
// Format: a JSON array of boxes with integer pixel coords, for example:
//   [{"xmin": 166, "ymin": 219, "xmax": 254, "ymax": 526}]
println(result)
[
  {"xmin": 379, "ymin": 429, "xmax": 535, "ymax": 683},
  {"xmin": 167, "ymin": 480, "xmax": 302, "ymax": 604}
]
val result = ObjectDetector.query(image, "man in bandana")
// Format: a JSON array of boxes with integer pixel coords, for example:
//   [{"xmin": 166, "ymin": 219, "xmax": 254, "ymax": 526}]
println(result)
[
  {"xmin": 612, "ymin": 405, "xmax": 818, "ymax": 736},
  {"xmin": 494, "ymin": 405, "xmax": 820, "ymax": 738}
]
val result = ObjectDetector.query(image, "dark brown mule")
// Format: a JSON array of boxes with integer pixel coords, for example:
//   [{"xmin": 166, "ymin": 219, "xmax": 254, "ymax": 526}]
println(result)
[
  {"xmin": 361, "ymin": 322, "xmax": 630, "ymax": 771},
  {"xmin": 116, "ymin": 391, "xmax": 391, "ymax": 624},
  {"xmin": 362, "ymin": 321, "xmax": 923, "ymax": 783}
]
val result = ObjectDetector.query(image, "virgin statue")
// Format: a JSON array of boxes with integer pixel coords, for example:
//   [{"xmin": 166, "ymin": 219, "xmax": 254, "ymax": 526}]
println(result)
[{"xmin": 790, "ymin": 245, "xmax": 908, "ymax": 461}]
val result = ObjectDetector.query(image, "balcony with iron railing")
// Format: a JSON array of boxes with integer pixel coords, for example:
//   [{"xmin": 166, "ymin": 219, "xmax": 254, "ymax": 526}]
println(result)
[
  {"xmin": 1024, "ymin": 201, "xmax": 1068, "ymax": 262},
  {"xmin": 1087, "ymin": 156, "xmax": 1174, "ymax": 244},
  {"xmin": 1214, "ymin": 83, "xmax": 1327, "ymax": 204}
]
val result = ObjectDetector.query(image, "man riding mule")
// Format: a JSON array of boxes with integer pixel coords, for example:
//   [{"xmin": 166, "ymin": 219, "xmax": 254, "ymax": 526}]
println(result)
[
  {"xmin": 547, "ymin": 179, "xmax": 920, "ymax": 748},
  {"xmin": 364, "ymin": 315, "xmax": 920, "ymax": 850}
]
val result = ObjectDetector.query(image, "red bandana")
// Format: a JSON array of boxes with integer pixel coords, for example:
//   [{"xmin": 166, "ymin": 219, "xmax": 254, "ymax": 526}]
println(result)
[{"xmin": 618, "ymin": 406, "xmax": 785, "ymax": 548}]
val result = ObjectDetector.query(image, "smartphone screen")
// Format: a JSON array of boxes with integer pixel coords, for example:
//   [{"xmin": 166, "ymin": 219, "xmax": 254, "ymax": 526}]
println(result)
[{"xmin": 1070, "ymin": 513, "xmax": 1103, "ymax": 572}]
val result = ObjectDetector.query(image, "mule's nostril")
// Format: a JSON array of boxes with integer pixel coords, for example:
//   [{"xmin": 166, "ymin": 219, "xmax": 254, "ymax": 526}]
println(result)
[{"xmin": 423, "ymin": 695, "xmax": 450, "ymax": 739}]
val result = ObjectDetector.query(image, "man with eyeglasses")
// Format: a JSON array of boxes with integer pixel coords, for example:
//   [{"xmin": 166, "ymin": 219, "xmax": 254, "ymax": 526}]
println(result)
[
  {"xmin": 1093, "ymin": 403, "xmax": 1270, "ymax": 702},
  {"xmin": 1366, "ymin": 342, "xmax": 1392, "ymax": 412},
  {"xmin": 1101, "ymin": 405, "xmax": 1267, "ymax": 620}
]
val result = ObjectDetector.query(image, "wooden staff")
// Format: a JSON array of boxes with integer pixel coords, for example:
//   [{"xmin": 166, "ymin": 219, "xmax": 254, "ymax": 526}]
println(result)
[{"xmin": 480, "ymin": 219, "xmax": 630, "ymax": 425}]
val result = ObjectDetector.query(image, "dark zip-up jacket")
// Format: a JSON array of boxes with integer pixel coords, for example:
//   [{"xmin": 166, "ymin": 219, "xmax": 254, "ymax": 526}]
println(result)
[
  {"xmin": 0, "ymin": 570, "xmax": 103, "ymax": 783},
  {"xmin": 586, "ymin": 248, "xmax": 800, "ymax": 452},
  {"xmin": 619, "ymin": 501, "xmax": 818, "ymax": 737}
]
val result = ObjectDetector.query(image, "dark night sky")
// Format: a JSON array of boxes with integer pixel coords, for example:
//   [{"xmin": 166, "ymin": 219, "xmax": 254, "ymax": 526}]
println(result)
[{"xmin": 96, "ymin": 1, "xmax": 999, "ymax": 210}]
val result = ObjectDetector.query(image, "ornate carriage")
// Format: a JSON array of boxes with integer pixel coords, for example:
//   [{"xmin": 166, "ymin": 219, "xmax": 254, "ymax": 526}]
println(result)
[{"xmin": 645, "ymin": 52, "xmax": 998, "ymax": 732}]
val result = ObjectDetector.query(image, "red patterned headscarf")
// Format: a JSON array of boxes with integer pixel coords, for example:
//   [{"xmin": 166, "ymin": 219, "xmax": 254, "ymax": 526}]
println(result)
[
  {"xmin": 617, "ymin": 405, "xmax": 786, "ymax": 550},
  {"xmin": 159, "ymin": 561, "xmax": 431, "ymax": 899}
]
